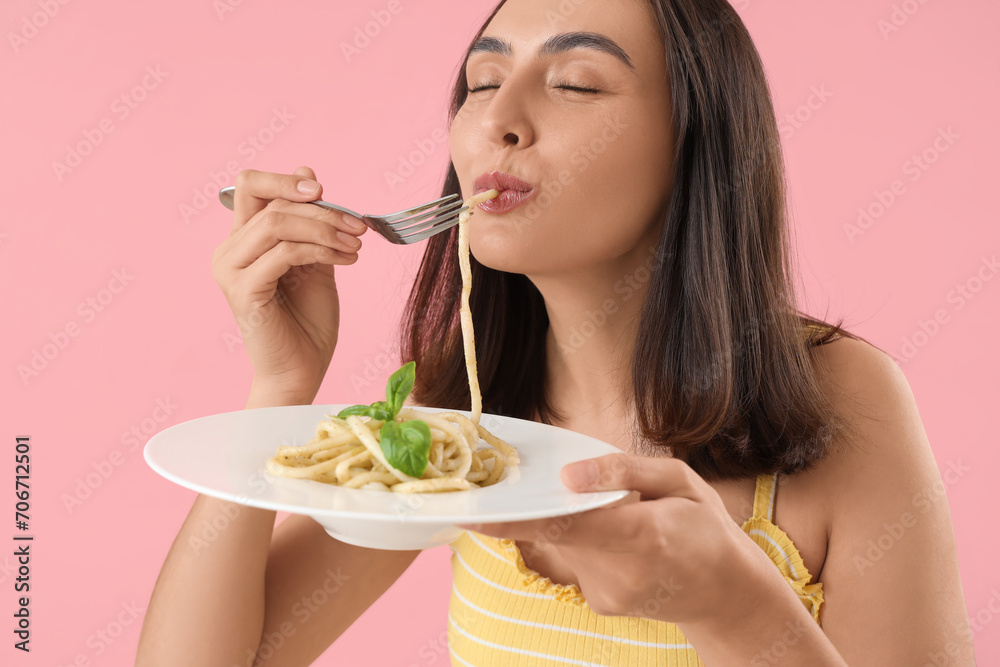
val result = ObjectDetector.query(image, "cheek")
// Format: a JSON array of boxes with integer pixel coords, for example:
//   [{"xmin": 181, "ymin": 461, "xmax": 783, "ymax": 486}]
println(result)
[
  {"xmin": 449, "ymin": 113, "xmax": 470, "ymax": 192},
  {"xmin": 568, "ymin": 114, "xmax": 672, "ymax": 248},
  {"xmin": 555, "ymin": 126, "xmax": 658, "ymax": 252},
  {"xmin": 449, "ymin": 110, "xmax": 484, "ymax": 197}
]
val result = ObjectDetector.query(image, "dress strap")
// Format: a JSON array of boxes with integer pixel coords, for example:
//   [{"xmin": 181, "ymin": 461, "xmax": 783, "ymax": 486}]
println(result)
[{"xmin": 751, "ymin": 472, "xmax": 779, "ymax": 522}]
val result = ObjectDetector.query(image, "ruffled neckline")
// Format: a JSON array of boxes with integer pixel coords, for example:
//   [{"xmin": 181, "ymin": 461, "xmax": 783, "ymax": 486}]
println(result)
[
  {"xmin": 495, "ymin": 537, "xmax": 590, "ymax": 607},
  {"xmin": 472, "ymin": 517, "xmax": 823, "ymax": 622},
  {"xmin": 739, "ymin": 516, "xmax": 825, "ymax": 623}
]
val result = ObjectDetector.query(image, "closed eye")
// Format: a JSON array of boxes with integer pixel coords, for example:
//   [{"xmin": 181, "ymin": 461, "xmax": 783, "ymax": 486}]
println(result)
[
  {"xmin": 556, "ymin": 84, "xmax": 600, "ymax": 94},
  {"xmin": 468, "ymin": 82, "xmax": 501, "ymax": 93},
  {"xmin": 467, "ymin": 81, "xmax": 601, "ymax": 94}
]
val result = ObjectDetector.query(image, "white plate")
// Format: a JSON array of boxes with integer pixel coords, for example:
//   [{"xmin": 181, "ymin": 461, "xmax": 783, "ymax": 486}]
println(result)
[{"xmin": 144, "ymin": 404, "xmax": 630, "ymax": 550}]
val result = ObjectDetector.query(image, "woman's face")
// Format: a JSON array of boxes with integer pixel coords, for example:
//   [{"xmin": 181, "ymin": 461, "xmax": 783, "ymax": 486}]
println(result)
[{"xmin": 450, "ymin": 0, "xmax": 674, "ymax": 277}]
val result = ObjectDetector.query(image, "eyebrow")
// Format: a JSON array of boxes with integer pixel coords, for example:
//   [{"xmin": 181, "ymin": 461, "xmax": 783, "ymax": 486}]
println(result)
[{"xmin": 468, "ymin": 31, "xmax": 635, "ymax": 70}]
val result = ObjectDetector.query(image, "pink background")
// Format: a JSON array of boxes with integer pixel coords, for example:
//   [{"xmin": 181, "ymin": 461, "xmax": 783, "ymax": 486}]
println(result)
[{"xmin": 2, "ymin": 0, "xmax": 997, "ymax": 664}]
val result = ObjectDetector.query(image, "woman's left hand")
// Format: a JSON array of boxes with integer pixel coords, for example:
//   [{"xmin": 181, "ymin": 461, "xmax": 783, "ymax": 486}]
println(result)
[{"xmin": 457, "ymin": 452, "xmax": 766, "ymax": 624}]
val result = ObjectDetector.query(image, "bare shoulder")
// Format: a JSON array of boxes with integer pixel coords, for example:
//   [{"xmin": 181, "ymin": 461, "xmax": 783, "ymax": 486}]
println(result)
[
  {"xmin": 771, "ymin": 337, "xmax": 906, "ymax": 573},
  {"xmin": 798, "ymin": 335, "xmax": 940, "ymax": 516},
  {"xmin": 798, "ymin": 336, "xmax": 973, "ymax": 664},
  {"xmin": 806, "ymin": 335, "xmax": 938, "ymax": 487}
]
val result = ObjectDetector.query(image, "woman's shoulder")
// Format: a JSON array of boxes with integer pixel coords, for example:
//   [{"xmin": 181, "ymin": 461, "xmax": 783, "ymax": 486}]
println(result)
[
  {"xmin": 792, "ymin": 338, "xmax": 970, "ymax": 658},
  {"xmin": 796, "ymin": 333, "xmax": 941, "ymax": 533},
  {"xmin": 802, "ymin": 334, "xmax": 918, "ymax": 475},
  {"xmin": 808, "ymin": 333, "xmax": 911, "ymax": 451},
  {"xmin": 772, "ymin": 334, "xmax": 934, "ymax": 580}
]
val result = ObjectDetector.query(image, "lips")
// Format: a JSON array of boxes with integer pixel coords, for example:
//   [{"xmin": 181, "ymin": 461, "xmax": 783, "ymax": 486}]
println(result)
[{"xmin": 473, "ymin": 170, "xmax": 536, "ymax": 214}]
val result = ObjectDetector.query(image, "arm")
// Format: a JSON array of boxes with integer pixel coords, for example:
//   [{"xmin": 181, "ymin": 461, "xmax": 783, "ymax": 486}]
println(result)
[
  {"xmin": 136, "ymin": 383, "xmax": 422, "ymax": 666},
  {"xmin": 812, "ymin": 340, "xmax": 974, "ymax": 665},
  {"xmin": 679, "ymin": 339, "xmax": 975, "ymax": 665}
]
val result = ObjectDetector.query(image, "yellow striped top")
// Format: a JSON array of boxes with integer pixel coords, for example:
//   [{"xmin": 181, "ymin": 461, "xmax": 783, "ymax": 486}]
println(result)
[
  {"xmin": 446, "ymin": 471, "xmax": 824, "ymax": 666},
  {"xmin": 446, "ymin": 321, "xmax": 832, "ymax": 665}
]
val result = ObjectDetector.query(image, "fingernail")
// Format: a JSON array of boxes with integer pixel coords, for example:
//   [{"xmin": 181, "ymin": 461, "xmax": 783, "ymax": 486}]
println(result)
[
  {"xmin": 341, "ymin": 213, "xmax": 366, "ymax": 232},
  {"xmin": 565, "ymin": 460, "xmax": 599, "ymax": 490},
  {"xmin": 337, "ymin": 231, "xmax": 361, "ymax": 248},
  {"xmin": 297, "ymin": 179, "xmax": 320, "ymax": 195}
]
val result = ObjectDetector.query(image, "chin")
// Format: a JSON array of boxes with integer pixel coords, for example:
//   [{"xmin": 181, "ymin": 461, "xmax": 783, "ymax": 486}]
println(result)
[
  {"xmin": 469, "ymin": 243, "xmax": 525, "ymax": 274},
  {"xmin": 469, "ymin": 228, "xmax": 538, "ymax": 275}
]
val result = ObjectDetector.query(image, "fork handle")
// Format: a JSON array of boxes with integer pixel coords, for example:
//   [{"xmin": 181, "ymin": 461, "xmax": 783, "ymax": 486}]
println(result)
[{"xmin": 218, "ymin": 186, "xmax": 363, "ymax": 219}]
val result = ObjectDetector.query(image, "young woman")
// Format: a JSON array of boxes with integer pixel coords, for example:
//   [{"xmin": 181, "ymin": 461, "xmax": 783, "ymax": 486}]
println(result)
[{"xmin": 138, "ymin": 0, "xmax": 974, "ymax": 665}]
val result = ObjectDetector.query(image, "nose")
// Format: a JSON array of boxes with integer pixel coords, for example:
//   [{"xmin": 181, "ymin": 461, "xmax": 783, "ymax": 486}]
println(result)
[{"xmin": 479, "ymin": 77, "xmax": 535, "ymax": 150}]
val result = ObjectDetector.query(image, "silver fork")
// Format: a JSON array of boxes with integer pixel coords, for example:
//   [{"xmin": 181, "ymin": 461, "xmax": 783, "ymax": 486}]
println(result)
[{"xmin": 218, "ymin": 186, "xmax": 469, "ymax": 245}]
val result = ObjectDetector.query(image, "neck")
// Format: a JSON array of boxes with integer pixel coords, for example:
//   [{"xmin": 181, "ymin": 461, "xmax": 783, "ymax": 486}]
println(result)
[{"xmin": 528, "ymin": 240, "xmax": 658, "ymax": 428}]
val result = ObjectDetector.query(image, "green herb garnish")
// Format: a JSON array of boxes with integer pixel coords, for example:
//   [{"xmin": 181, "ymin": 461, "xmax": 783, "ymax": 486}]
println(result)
[
  {"xmin": 334, "ymin": 361, "xmax": 431, "ymax": 478},
  {"xmin": 378, "ymin": 420, "xmax": 432, "ymax": 479}
]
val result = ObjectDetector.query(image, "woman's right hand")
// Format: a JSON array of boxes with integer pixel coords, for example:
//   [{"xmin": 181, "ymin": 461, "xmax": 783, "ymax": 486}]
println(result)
[{"xmin": 212, "ymin": 166, "xmax": 368, "ymax": 399}]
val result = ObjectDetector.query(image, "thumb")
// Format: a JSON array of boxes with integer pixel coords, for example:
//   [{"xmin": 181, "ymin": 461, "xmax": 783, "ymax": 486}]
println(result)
[
  {"xmin": 561, "ymin": 453, "xmax": 700, "ymax": 501},
  {"xmin": 293, "ymin": 165, "xmax": 322, "ymax": 198}
]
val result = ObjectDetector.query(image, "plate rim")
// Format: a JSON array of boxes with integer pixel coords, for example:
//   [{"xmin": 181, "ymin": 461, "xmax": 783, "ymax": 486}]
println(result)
[{"xmin": 144, "ymin": 404, "xmax": 632, "ymax": 524}]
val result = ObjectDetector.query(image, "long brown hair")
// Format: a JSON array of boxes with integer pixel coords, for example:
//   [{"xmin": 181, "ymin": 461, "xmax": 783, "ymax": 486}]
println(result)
[{"xmin": 399, "ymin": 0, "xmax": 869, "ymax": 481}]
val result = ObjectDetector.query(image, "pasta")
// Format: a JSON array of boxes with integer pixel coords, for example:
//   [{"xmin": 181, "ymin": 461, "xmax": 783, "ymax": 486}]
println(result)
[
  {"xmin": 458, "ymin": 189, "xmax": 497, "ymax": 425},
  {"xmin": 265, "ymin": 189, "xmax": 520, "ymax": 493}
]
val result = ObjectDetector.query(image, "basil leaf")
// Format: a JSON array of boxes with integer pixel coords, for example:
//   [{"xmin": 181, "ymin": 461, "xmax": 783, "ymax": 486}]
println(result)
[
  {"xmin": 385, "ymin": 361, "xmax": 416, "ymax": 418},
  {"xmin": 367, "ymin": 401, "xmax": 393, "ymax": 422},
  {"xmin": 379, "ymin": 419, "xmax": 431, "ymax": 479},
  {"xmin": 337, "ymin": 404, "xmax": 373, "ymax": 419},
  {"xmin": 337, "ymin": 402, "xmax": 393, "ymax": 421}
]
